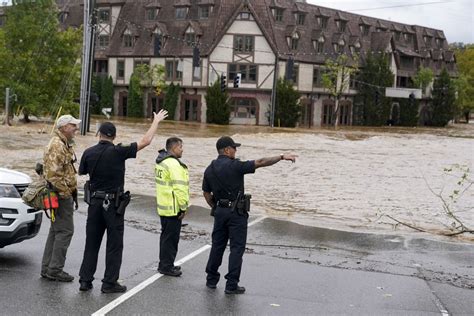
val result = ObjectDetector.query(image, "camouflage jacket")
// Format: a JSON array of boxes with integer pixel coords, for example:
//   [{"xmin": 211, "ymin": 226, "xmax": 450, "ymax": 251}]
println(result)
[{"xmin": 43, "ymin": 131, "xmax": 77, "ymax": 198}]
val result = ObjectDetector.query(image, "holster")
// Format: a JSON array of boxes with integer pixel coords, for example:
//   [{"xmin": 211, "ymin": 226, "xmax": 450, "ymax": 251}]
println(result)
[
  {"xmin": 236, "ymin": 194, "xmax": 251, "ymax": 215},
  {"xmin": 116, "ymin": 191, "xmax": 131, "ymax": 215},
  {"xmin": 83, "ymin": 180, "xmax": 91, "ymax": 205}
]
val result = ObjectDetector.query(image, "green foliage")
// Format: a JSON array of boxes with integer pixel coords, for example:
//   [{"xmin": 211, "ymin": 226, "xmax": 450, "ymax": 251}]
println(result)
[
  {"xmin": 162, "ymin": 82, "xmax": 180, "ymax": 120},
  {"xmin": 205, "ymin": 78, "xmax": 230, "ymax": 125},
  {"xmin": 397, "ymin": 98, "xmax": 419, "ymax": 126},
  {"xmin": 430, "ymin": 69, "xmax": 456, "ymax": 126},
  {"xmin": 100, "ymin": 76, "xmax": 114, "ymax": 114},
  {"xmin": 454, "ymin": 46, "xmax": 474, "ymax": 122},
  {"xmin": 353, "ymin": 53, "xmax": 394, "ymax": 126},
  {"xmin": 126, "ymin": 72, "xmax": 143, "ymax": 117},
  {"xmin": 275, "ymin": 78, "xmax": 300, "ymax": 127},
  {"xmin": 0, "ymin": 0, "xmax": 82, "ymax": 121},
  {"xmin": 413, "ymin": 67, "xmax": 434, "ymax": 94},
  {"xmin": 134, "ymin": 64, "xmax": 166, "ymax": 96},
  {"xmin": 321, "ymin": 54, "xmax": 358, "ymax": 99}
]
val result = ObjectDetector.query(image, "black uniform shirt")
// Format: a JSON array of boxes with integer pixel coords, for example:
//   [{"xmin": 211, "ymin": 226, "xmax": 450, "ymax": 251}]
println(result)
[
  {"xmin": 79, "ymin": 140, "xmax": 138, "ymax": 192},
  {"xmin": 202, "ymin": 155, "xmax": 255, "ymax": 201}
]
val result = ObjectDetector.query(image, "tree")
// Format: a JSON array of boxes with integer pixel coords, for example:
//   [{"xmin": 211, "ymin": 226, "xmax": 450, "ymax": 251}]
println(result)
[
  {"xmin": 413, "ymin": 67, "xmax": 434, "ymax": 96},
  {"xmin": 100, "ymin": 76, "xmax": 115, "ymax": 114},
  {"xmin": 353, "ymin": 53, "xmax": 393, "ymax": 126},
  {"xmin": 0, "ymin": 0, "xmax": 82, "ymax": 121},
  {"xmin": 206, "ymin": 77, "xmax": 230, "ymax": 125},
  {"xmin": 275, "ymin": 78, "xmax": 300, "ymax": 127},
  {"xmin": 454, "ymin": 45, "xmax": 474, "ymax": 122},
  {"xmin": 126, "ymin": 72, "xmax": 143, "ymax": 117},
  {"xmin": 430, "ymin": 68, "xmax": 456, "ymax": 126},
  {"xmin": 322, "ymin": 54, "xmax": 358, "ymax": 127},
  {"xmin": 162, "ymin": 83, "xmax": 180, "ymax": 120}
]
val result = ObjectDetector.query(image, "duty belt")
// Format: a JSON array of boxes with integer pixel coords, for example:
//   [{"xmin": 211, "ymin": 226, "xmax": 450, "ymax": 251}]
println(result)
[
  {"xmin": 91, "ymin": 191, "xmax": 119, "ymax": 199},
  {"xmin": 217, "ymin": 199, "xmax": 235, "ymax": 208}
]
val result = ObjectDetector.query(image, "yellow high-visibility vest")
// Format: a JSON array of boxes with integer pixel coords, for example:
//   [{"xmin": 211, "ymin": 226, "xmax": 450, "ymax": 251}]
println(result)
[{"xmin": 155, "ymin": 156, "xmax": 189, "ymax": 217}]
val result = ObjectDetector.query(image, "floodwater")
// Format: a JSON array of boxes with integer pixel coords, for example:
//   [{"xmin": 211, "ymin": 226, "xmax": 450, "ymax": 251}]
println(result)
[{"xmin": 1, "ymin": 117, "xmax": 473, "ymax": 237}]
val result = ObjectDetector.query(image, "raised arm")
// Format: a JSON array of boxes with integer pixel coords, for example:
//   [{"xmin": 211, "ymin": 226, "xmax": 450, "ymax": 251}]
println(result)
[
  {"xmin": 137, "ymin": 109, "xmax": 168, "ymax": 151},
  {"xmin": 254, "ymin": 154, "xmax": 297, "ymax": 169}
]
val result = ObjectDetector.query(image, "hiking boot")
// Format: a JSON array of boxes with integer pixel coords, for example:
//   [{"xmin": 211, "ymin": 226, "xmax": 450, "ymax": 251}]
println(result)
[
  {"xmin": 206, "ymin": 282, "xmax": 217, "ymax": 289},
  {"xmin": 46, "ymin": 271, "xmax": 74, "ymax": 282},
  {"xmin": 172, "ymin": 266, "xmax": 181, "ymax": 272},
  {"xmin": 225, "ymin": 286, "xmax": 246, "ymax": 295},
  {"xmin": 101, "ymin": 283, "xmax": 127, "ymax": 293},
  {"xmin": 158, "ymin": 268, "xmax": 182, "ymax": 277},
  {"xmin": 79, "ymin": 281, "xmax": 93, "ymax": 292}
]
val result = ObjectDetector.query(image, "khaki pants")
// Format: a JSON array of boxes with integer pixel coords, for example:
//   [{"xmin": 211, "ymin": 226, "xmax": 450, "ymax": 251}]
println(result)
[{"xmin": 41, "ymin": 197, "xmax": 74, "ymax": 275}]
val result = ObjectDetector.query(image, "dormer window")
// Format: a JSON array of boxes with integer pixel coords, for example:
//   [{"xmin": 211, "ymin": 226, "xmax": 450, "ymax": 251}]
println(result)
[
  {"xmin": 184, "ymin": 26, "xmax": 196, "ymax": 46},
  {"xmin": 98, "ymin": 9, "xmax": 110, "ymax": 23},
  {"xmin": 404, "ymin": 33, "xmax": 413, "ymax": 43},
  {"xmin": 58, "ymin": 12, "xmax": 69, "ymax": 23},
  {"xmin": 313, "ymin": 36, "xmax": 325, "ymax": 53},
  {"xmin": 198, "ymin": 5, "xmax": 212, "ymax": 19},
  {"xmin": 295, "ymin": 12, "xmax": 305, "ymax": 25},
  {"xmin": 237, "ymin": 12, "xmax": 253, "ymax": 20},
  {"xmin": 146, "ymin": 8, "xmax": 159, "ymax": 21},
  {"xmin": 334, "ymin": 39, "xmax": 345, "ymax": 53},
  {"xmin": 290, "ymin": 32, "xmax": 300, "ymax": 50},
  {"xmin": 175, "ymin": 7, "xmax": 188, "ymax": 19},
  {"xmin": 335, "ymin": 20, "xmax": 347, "ymax": 32},
  {"xmin": 273, "ymin": 8, "xmax": 284, "ymax": 22},
  {"xmin": 436, "ymin": 38, "xmax": 444, "ymax": 47},
  {"xmin": 350, "ymin": 42, "xmax": 361, "ymax": 54},
  {"xmin": 123, "ymin": 29, "xmax": 134, "ymax": 48},
  {"xmin": 316, "ymin": 16, "xmax": 328, "ymax": 30},
  {"xmin": 423, "ymin": 35, "xmax": 432, "ymax": 46},
  {"xmin": 359, "ymin": 24, "xmax": 370, "ymax": 36},
  {"xmin": 393, "ymin": 31, "xmax": 401, "ymax": 40}
]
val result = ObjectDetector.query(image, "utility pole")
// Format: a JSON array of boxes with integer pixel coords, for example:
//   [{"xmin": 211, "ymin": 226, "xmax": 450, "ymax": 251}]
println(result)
[
  {"xmin": 79, "ymin": 0, "xmax": 96, "ymax": 135},
  {"xmin": 4, "ymin": 88, "xmax": 11, "ymax": 126},
  {"xmin": 270, "ymin": 55, "xmax": 279, "ymax": 128}
]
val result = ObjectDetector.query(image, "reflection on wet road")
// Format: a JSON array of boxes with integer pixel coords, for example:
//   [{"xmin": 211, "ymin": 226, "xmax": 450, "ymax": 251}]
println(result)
[{"xmin": 0, "ymin": 118, "xmax": 472, "ymax": 235}]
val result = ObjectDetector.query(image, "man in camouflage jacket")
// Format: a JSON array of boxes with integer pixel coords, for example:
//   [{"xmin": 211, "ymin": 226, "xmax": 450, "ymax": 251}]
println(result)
[{"xmin": 41, "ymin": 114, "xmax": 81, "ymax": 282}]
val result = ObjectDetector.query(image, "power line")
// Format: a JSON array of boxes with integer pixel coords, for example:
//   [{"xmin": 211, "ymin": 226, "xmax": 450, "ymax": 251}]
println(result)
[{"xmin": 341, "ymin": 1, "xmax": 454, "ymax": 12}]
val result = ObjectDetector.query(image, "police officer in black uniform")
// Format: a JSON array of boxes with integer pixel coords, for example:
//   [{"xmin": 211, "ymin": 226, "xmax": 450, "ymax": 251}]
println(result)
[
  {"xmin": 78, "ymin": 110, "xmax": 168, "ymax": 293},
  {"xmin": 202, "ymin": 136, "xmax": 297, "ymax": 294}
]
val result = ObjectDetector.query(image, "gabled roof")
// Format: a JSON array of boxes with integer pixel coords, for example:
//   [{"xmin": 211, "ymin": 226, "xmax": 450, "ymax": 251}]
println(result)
[
  {"xmin": 376, "ymin": 20, "xmax": 388, "ymax": 29},
  {"xmin": 391, "ymin": 23, "xmax": 403, "ymax": 32},
  {"xmin": 145, "ymin": 1, "xmax": 161, "ymax": 9},
  {"xmin": 174, "ymin": 0, "xmax": 191, "ymax": 7},
  {"xmin": 314, "ymin": 7, "xmax": 331, "ymax": 17},
  {"xmin": 359, "ymin": 17, "xmax": 371, "ymax": 25},
  {"xmin": 335, "ymin": 11, "xmax": 348, "ymax": 21},
  {"xmin": 187, "ymin": 21, "xmax": 203, "ymax": 36}
]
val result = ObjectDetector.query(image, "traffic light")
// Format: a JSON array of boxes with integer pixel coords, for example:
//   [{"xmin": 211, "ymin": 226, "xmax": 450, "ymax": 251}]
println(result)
[
  {"xmin": 192, "ymin": 46, "xmax": 200, "ymax": 67},
  {"xmin": 220, "ymin": 74, "xmax": 227, "ymax": 93},
  {"xmin": 154, "ymin": 35, "xmax": 162, "ymax": 57},
  {"xmin": 233, "ymin": 73, "xmax": 241, "ymax": 88}
]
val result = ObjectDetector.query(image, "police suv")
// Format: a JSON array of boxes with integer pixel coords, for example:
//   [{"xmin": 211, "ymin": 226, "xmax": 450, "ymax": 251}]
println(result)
[{"xmin": 0, "ymin": 168, "xmax": 42, "ymax": 248}]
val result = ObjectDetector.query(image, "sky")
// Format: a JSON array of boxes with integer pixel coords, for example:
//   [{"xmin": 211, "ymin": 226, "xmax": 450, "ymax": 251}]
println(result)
[{"xmin": 308, "ymin": 0, "xmax": 473, "ymax": 44}]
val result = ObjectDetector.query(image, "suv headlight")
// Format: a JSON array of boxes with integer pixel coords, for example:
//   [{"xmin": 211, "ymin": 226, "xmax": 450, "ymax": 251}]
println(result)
[
  {"xmin": 0, "ymin": 208, "xmax": 17, "ymax": 226},
  {"xmin": 0, "ymin": 184, "xmax": 21, "ymax": 198}
]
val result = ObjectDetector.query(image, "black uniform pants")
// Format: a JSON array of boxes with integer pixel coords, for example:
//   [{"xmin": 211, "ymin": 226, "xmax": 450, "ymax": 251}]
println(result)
[
  {"xmin": 205, "ymin": 206, "xmax": 248, "ymax": 291},
  {"xmin": 79, "ymin": 198, "xmax": 125, "ymax": 287},
  {"xmin": 159, "ymin": 215, "xmax": 182, "ymax": 271}
]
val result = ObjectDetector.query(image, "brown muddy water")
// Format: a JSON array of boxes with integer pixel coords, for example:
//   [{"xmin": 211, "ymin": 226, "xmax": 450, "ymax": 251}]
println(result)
[{"xmin": 1, "ymin": 117, "xmax": 473, "ymax": 238}]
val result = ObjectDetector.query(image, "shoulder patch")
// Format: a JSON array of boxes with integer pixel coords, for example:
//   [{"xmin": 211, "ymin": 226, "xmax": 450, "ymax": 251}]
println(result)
[{"xmin": 117, "ymin": 143, "xmax": 131, "ymax": 148}]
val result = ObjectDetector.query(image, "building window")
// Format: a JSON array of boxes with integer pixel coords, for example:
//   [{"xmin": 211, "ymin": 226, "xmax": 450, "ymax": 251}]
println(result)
[
  {"xmin": 58, "ymin": 12, "xmax": 68, "ymax": 23},
  {"xmin": 289, "ymin": 65, "xmax": 299, "ymax": 84},
  {"xmin": 290, "ymin": 33, "xmax": 299, "ymax": 50},
  {"xmin": 198, "ymin": 6, "xmax": 210, "ymax": 19},
  {"xmin": 237, "ymin": 12, "xmax": 253, "ymax": 20},
  {"xmin": 317, "ymin": 16, "xmax": 328, "ymax": 29},
  {"xmin": 184, "ymin": 31, "xmax": 196, "ymax": 46},
  {"xmin": 274, "ymin": 8, "xmax": 284, "ymax": 22},
  {"xmin": 146, "ymin": 8, "xmax": 159, "ymax": 21},
  {"xmin": 98, "ymin": 9, "xmax": 110, "ymax": 23},
  {"xmin": 393, "ymin": 31, "xmax": 401, "ymax": 40},
  {"xmin": 423, "ymin": 36, "xmax": 432, "ymax": 46},
  {"xmin": 117, "ymin": 61, "xmax": 125, "ymax": 79},
  {"xmin": 134, "ymin": 60, "xmax": 149, "ymax": 70},
  {"xmin": 123, "ymin": 34, "xmax": 133, "ymax": 48},
  {"xmin": 230, "ymin": 98, "xmax": 256, "ymax": 119},
  {"xmin": 350, "ymin": 42, "xmax": 360, "ymax": 54},
  {"xmin": 360, "ymin": 24, "xmax": 370, "ymax": 36},
  {"xmin": 165, "ymin": 60, "xmax": 182, "ymax": 81},
  {"xmin": 312, "ymin": 68, "xmax": 324, "ymax": 87},
  {"xmin": 229, "ymin": 64, "xmax": 257, "ymax": 83},
  {"xmin": 400, "ymin": 56, "xmax": 414, "ymax": 69},
  {"xmin": 436, "ymin": 38, "xmax": 443, "ymax": 47},
  {"xmin": 336, "ymin": 20, "xmax": 346, "ymax": 32},
  {"xmin": 296, "ymin": 13, "xmax": 305, "ymax": 25},
  {"xmin": 322, "ymin": 103, "xmax": 334, "ymax": 125},
  {"xmin": 233, "ymin": 35, "xmax": 254, "ymax": 53},
  {"xmin": 97, "ymin": 35, "xmax": 109, "ymax": 48},
  {"xmin": 313, "ymin": 36, "xmax": 325, "ymax": 53},
  {"xmin": 404, "ymin": 33, "xmax": 413, "ymax": 43},
  {"xmin": 183, "ymin": 98, "xmax": 199, "ymax": 121},
  {"xmin": 175, "ymin": 7, "xmax": 188, "ymax": 20}
]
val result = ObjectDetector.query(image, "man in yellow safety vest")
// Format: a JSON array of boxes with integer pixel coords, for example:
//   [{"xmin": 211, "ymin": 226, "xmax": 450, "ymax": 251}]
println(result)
[{"xmin": 155, "ymin": 137, "xmax": 189, "ymax": 277}]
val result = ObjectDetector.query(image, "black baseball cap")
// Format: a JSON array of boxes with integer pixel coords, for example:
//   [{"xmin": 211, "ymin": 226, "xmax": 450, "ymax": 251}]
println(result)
[
  {"xmin": 216, "ymin": 136, "xmax": 241, "ymax": 150},
  {"xmin": 98, "ymin": 122, "xmax": 116, "ymax": 137}
]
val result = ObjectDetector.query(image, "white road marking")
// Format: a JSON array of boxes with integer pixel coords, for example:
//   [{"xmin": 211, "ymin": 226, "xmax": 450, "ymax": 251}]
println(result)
[{"xmin": 91, "ymin": 216, "xmax": 267, "ymax": 316}]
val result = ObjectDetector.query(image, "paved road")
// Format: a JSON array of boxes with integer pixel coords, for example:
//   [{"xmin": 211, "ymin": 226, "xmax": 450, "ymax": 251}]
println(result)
[{"xmin": 1, "ymin": 197, "xmax": 473, "ymax": 315}]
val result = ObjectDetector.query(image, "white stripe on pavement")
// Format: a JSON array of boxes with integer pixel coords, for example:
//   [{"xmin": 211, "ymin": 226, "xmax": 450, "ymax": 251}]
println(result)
[{"xmin": 92, "ymin": 216, "xmax": 267, "ymax": 316}]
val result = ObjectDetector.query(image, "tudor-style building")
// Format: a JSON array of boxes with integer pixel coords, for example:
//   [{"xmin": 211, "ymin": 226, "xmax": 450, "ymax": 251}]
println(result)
[{"xmin": 51, "ymin": 0, "xmax": 456, "ymax": 126}]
